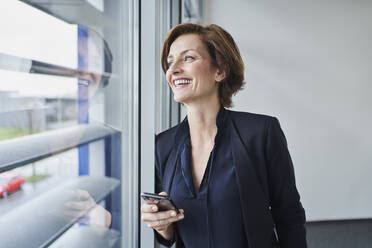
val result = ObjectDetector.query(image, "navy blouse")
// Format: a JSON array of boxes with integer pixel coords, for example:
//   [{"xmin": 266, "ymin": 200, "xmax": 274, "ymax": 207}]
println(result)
[{"xmin": 169, "ymin": 106, "xmax": 247, "ymax": 248}]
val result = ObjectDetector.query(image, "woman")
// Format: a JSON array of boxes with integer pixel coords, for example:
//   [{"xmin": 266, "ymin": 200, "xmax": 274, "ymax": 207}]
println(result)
[{"xmin": 141, "ymin": 23, "xmax": 307, "ymax": 248}]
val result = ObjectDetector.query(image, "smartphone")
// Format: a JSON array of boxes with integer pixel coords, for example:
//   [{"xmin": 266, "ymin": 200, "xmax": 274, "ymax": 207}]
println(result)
[{"xmin": 141, "ymin": 192, "xmax": 179, "ymax": 213}]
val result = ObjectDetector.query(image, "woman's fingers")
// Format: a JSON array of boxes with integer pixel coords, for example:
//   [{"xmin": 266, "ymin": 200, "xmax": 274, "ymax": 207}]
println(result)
[
  {"xmin": 142, "ymin": 209, "xmax": 177, "ymax": 221},
  {"xmin": 65, "ymin": 200, "xmax": 94, "ymax": 211},
  {"xmin": 141, "ymin": 203, "xmax": 158, "ymax": 213},
  {"xmin": 145, "ymin": 212, "xmax": 184, "ymax": 229},
  {"xmin": 140, "ymin": 192, "xmax": 184, "ymax": 232},
  {"xmin": 142, "ymin": 209, "xmax": 185, "ymax": 227},
  {"xmin": 74, "ymin": 189, "xmax": 92, "ymax": 201}
]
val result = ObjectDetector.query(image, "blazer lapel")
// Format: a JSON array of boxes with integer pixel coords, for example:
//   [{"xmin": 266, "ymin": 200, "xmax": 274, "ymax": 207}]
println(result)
[
  {"xmin": 162, "ymin": 147, "xmax": 178, "ymax": 194},
  {"xmin": 162, "ymin": 118, "xmax": 189, "ymax": 194},
  {"xmin": 229, "ymin": 118, "xmax": 274, "ymax": 248}
]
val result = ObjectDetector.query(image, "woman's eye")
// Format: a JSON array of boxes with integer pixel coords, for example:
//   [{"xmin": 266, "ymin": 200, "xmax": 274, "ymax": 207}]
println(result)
[
  {"xmin": 184, "ymin": 56, "xmax": 194, "ymax": 61},
  {"xmin": 167, "ymin": 61, "xmax": 173, "ymax": 66}
]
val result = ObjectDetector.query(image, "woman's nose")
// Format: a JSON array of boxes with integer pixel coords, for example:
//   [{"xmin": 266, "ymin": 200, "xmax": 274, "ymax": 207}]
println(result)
[{"xmin": 168, "ymin": 61, "xmax": 182, "ymax": 74}]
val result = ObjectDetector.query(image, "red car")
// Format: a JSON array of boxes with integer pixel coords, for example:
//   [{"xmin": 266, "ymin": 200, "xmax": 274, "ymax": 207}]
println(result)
[{"xmin": 0, "ymin": 172, "xmax": 25, "ymax": 198}]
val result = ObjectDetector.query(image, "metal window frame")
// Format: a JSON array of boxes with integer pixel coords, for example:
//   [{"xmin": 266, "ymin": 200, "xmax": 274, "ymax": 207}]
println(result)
[
  {"xmin": 141, "ymin": 1, "xmax": 182, "ymax": 248},
  {"xmin": 105, "ymin": 0, "xmax": 141, "ymax": 247}
]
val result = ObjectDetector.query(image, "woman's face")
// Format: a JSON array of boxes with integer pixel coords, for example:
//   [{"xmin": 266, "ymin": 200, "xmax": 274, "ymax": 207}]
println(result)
[{"xmin": 166, "ymin": 34, "xmax": 224, "ymax": 106}]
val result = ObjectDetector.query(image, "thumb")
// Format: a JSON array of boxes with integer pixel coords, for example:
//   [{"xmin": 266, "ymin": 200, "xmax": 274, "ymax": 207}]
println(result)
[{"xmin": 159, "ymin": 192, "xmax": 168, "ymax": 196}]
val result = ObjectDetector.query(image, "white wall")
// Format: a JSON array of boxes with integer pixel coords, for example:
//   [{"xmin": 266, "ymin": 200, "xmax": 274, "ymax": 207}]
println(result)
[{"xmin": 204, "ymin": 0, "xmax": 372, "ymax": 221}]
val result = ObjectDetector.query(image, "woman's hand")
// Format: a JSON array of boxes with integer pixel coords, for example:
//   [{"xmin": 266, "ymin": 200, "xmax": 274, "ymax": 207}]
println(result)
[
  {"xmin": 64, "ymin": 189, "xmax": 112, "ymax": 228},
  {"xmin": 141, "ymin": 192, "xmax": 184, "ymax": 241}
]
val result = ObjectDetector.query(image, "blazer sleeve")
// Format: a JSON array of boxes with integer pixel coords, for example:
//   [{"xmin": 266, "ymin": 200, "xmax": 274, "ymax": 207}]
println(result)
[{"xmin": 265, "ymin": 117, "xmax": 307, "ymax": 248}]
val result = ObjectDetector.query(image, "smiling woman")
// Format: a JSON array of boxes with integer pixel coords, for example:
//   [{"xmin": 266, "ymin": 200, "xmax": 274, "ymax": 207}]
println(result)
[
  {"xmin": 161, "ymin": 24, "xmax": 245, "ymax": 108},
  {"xmin": 165, "ymin": 33, "xmax": 222, "ymax": 106},
  {"xmin": 141, "ymin": 23, "xmax": 307, "ymax": 248}
]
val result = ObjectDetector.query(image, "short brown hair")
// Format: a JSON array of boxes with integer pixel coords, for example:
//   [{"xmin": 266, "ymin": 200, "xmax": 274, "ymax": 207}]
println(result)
[{"xmin": 161, "ymin": 23, "xmax": 245, "ymax": 108}]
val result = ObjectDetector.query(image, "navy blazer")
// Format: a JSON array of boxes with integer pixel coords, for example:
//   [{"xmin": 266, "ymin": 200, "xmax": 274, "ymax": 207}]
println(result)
[{"xmin": 155, "ymin": 109, "xmax": 307, "ymax": 248}]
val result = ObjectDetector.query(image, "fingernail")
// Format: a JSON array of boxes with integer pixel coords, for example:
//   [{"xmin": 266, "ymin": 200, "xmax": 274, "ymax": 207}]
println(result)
[
  {"xmin": 170, "ymin": 211, "xmax": 176, "ymax": 217},
  {"xmin": 152, "ymin": 206, "xmax": 157, "ymax": 212},
  {"xmin": 178, "ymin": 215, "xmax": 184, "ymax": 219}
]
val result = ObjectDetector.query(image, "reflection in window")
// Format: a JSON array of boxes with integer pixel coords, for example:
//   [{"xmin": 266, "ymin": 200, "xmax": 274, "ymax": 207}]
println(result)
[{"xmin": 0, "ymin": 0, "xmax": 78, "ymax": 141}]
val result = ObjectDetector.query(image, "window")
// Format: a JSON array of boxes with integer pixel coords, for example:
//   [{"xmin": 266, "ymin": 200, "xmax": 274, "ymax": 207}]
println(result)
[
  {"xmin": 0, "ymin": 0, "xmax": 128, "ymax": 247},
  {"xmin": 0, "ymin": 1, "xmax": 183, "ymax": 247}
]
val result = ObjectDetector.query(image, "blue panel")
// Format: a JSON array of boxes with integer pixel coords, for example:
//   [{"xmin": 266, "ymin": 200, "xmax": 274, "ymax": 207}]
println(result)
[
  {"xmin": 104, "ymin": 133, "xmax": 122, "ymax": 232},
  {"xmin": 78, "ymin": 145, "xmax": 89, "ymax": 175},
  {"xmin": 78, "ymin": 25, "xmax": 89, "ymax": 176}
]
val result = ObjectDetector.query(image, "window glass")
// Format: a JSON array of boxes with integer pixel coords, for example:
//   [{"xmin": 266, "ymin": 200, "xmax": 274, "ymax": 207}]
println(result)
[
  {"xmin": 0, "ymin": 0, "xmax": 77, "ymax": 67},
  {"xmin": 0, "ymin": 0, "xmax": 124, "ymax": 247},
  {"xmin": 0, "ymin": 0, "xmax": 78, "ymax": 141}
]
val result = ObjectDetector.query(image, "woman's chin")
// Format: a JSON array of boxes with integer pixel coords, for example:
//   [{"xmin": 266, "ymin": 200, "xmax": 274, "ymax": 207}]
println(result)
[{"xmin": 173, "ymin": 95, "xmax": 188, "ymax": 104}]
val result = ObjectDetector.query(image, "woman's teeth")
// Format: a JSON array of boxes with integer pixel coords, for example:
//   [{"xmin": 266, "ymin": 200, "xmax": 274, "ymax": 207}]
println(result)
[{"xmin": 174, "ymin": 79, "xmax": 192, "ymax": 87}]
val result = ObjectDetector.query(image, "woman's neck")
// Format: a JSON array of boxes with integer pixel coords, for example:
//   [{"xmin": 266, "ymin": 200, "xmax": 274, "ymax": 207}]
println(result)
[{"xmin": 185, "ymin": 102, "xmax": 220, "ymax": 146}]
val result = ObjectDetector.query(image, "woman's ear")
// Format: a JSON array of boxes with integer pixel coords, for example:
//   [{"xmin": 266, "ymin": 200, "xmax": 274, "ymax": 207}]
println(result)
[{"xmin": 215, "ymin": 67, "xmax": 227, "ymax": 83}]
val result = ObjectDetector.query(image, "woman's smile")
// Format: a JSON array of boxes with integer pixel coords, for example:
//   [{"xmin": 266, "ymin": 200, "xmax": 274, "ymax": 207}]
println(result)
[{"xmin": 173, "ymin": 78, "xmax": 193, "ymax": 88}]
